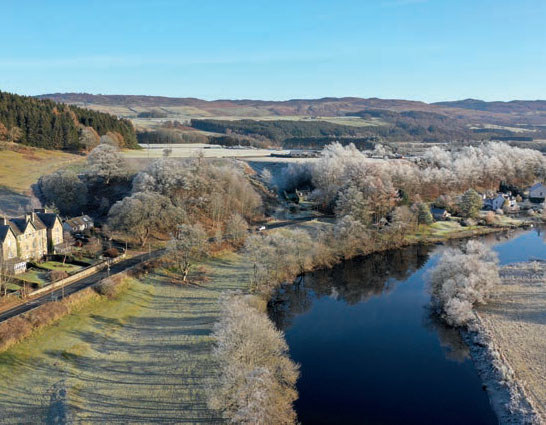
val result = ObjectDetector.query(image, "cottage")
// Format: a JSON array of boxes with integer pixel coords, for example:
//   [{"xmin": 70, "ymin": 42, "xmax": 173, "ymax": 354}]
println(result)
[
  {"xmin": 529, "ymin": 183, "xmax": 546, "ymax": 203},
  {"xmin": 483, "ymin": 194, "xmax": 506, "ymax": 211},
  {"xmin": 63, "ymin": 215, "xmax": 94, "ymax": 234},
  {"xmin": 430, "ymin": 207, "xmax": 450, "ymax": 221}
]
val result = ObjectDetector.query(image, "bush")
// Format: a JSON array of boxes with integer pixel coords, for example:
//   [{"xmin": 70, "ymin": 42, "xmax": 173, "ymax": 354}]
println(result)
[
  {"xmin": 104, "ymin": 247, "xmax": 120, "ymax": 258},
  {"xmin": 48, "ymin": 270, "xmax": 69, "ymax": 282}
]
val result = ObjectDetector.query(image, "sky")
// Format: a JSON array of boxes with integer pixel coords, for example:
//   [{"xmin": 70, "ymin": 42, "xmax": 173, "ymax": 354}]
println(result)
[{"xmin": 1, "ymin": 0, "xmax": 545, "ymax": 102}]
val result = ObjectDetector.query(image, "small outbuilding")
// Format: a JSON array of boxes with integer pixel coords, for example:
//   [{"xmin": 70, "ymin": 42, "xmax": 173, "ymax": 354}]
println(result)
[
  {"xmin": 430, "ymin": 207, "xmax": 450, "ymax": 221},
  {"xmin": 63, "ymin": 215, "xmax": 94, "ymax": 234}
]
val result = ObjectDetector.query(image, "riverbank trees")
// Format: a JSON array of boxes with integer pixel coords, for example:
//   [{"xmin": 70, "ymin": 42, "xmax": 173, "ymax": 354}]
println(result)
[
  {"xmin": 428, "ymin": 241, "xmax": 500, "ymax": 327},
  {"xmin": 207, "ymin": 293, "xmax": 299, "ymax": 425}
]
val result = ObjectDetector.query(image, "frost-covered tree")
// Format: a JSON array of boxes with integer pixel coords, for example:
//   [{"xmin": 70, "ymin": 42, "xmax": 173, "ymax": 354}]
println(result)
[
  {"xmin": 428, "ymin": 240, "xmax": 500, "ymax": 327},
  {"xmin": 86, "ymin": 144, "xmax": 127, "ymax": 184},
  {"xmin": 107, "ymin": 192, "xmax": 182, "ymax": 246},
  {"xmin": 167, "ymin": 224, "xmax": 208, "ymax": 281},
  {"xmin": 208, "ymin": 293, "xmax": 299, "ymax": 425},
  {"xmin": 39, "ymin": 169, "xmax": 88, "ymax": 216},
  {"xmin": 225, "ymin": 213, "xmax": 249, "ymax": 245}
]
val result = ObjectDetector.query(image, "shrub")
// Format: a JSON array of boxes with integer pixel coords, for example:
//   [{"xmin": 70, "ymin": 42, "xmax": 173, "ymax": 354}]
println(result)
[
  {"xmin": 104, "ymin": 247, "xmax": 120, "ymax": 258},
  {"xmin": 48, "ymin": 270, "xmax": 69, "ymax": 282}
]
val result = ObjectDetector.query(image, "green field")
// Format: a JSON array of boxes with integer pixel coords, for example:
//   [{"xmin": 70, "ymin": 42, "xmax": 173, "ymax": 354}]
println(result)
[{"xmin": 0, "ymin": 253, "xmax": 249, "ymax": 423}]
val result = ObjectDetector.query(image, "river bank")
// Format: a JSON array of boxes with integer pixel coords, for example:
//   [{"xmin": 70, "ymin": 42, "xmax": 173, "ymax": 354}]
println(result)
[{"xmin": 465, "ymin": 261, "xmax": 545, "ymax": 425}]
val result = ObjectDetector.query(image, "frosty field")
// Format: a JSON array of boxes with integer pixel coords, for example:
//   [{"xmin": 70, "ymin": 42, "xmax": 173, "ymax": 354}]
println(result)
[{"xmin": 0, "ymin": 253, "xmax": 249, "ymax": 424}]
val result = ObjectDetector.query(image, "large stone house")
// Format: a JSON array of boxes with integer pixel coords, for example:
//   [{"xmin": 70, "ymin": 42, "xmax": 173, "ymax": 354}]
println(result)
[{"xmin": 0, "ymin": 209, "xmax": 64, "ymax": 273}]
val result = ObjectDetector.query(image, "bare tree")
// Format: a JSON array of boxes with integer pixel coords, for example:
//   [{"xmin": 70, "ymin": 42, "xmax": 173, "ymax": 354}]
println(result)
[
  {"xmin": 167, "ymin": 224, "xmax": 208, "ymax": 281},
  {"xmin": 225, "ymin": 214, "xmax": 249, "ymax": 245}
]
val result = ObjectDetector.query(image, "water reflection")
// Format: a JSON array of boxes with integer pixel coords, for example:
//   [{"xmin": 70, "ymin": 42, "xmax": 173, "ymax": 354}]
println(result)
[
  {"xmin": 269, "ymin": 228, "xmax": 546, "ymax": 425},
  {"xmin": 270, "ymin": 244, "xmax": 433, "ymax": 332}
]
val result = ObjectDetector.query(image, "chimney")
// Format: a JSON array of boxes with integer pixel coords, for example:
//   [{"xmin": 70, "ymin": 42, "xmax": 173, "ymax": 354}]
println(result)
[
  {"xmin": 25, "ymin": 212, "xmax": 37, "ymax": 223},
  {"xmin": 0, "ymin": 217, "xmax": 7, "ymax": 226},
  {"xmin": 34, "ymin": 208, "xmax": 46, "ymax": 214}
]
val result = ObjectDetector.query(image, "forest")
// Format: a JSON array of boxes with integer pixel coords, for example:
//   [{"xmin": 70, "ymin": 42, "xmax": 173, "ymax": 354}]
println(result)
[
  {"xmin": 0, "ymin": 91, "xmax": 138, "ymax": 151},
  {"xmin": 191, "ymin": 114, "xmax": 542, "ymax": 147}
]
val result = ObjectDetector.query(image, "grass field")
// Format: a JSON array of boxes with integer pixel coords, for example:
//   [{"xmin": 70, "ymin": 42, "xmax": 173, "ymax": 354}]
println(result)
[
  {"xmin": 0, "ymin": 253, "xmax": 249, "ymax": 424},
  {"xmin": 0, "ymin": 146, "xmax": 83, "ymax": 216},
  {"xmin": 0, "ymin": 148, "xmax": 83, "ymax": 194}
]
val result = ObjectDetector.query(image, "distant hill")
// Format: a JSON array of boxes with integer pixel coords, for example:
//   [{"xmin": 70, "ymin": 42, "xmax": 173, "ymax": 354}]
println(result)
[
  {"xmin": 0, "ymin": 91, "xmax": 138, "ymax": 151},
  {"xmin": 433, "ymin": 98, "xmax": 546, "ymax": 114},
  {"xmin": 36, "ymin": 93, "xmax": 546, "ymax": 147}
]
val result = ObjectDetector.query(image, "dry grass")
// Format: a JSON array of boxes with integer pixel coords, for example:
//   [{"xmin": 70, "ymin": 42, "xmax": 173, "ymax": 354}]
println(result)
[
  {"xmin": 0, "ymin": 253, "xmax": 249, "ymax": 423},
  {"xmin": 0, "ymin": 146, "xmax": 82, "ymax": 194},
  {"xmin": 477, "ymin": 262, "xmax": 546, "ymax": 423}
]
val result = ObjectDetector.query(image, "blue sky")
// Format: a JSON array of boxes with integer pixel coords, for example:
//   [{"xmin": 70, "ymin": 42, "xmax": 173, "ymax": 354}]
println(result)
[{"xmin": 1, "ymin": 0, "xmax": 545, "ymax": 102}]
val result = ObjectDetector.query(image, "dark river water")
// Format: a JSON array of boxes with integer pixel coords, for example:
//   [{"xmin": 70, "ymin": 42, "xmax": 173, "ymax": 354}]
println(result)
[{"xmin": 270, "ymin": 228, "xmax": 546, "ymax": 425}]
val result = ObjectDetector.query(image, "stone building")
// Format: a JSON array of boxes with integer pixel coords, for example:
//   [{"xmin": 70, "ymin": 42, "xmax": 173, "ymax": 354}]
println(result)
[{"xmin": 0, "ymin": 209, "xmax": 64, "ymax": 273}]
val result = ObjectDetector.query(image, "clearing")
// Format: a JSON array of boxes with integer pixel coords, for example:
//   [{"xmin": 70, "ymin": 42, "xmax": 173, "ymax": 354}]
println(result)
[{"xmin": 0, "ymin": 253, "xmax": 249, "ymax": 424}]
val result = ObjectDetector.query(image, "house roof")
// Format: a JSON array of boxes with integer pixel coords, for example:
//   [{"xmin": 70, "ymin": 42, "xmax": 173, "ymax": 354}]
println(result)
[
  {"xmin": 0, "ymin": 225, "xmax": 14, "ymax": 242},
  {"xmin": 35, "ymin": 212, "xmax": 60, "ymax": 229},
  {"xmin": 529, "ymin": 182, "xmax": 545, "ymax": 191},
  {"xmin": 9, "ymin": 218, "xmax": 34, "ymax": 235},
  {"xmin": 64, "ymin": 215, "xmax": 94, "ymax": 228},
  {"xmin": 430, "ymin": 207, "xmax": 447, "ymax": 215}
]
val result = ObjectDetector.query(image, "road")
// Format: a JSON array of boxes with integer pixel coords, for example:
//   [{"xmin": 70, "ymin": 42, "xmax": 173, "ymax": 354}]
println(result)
[
  {"xmin": 263, "ymin": 215, "xmax": 334, "ymax": 230},
  {"xmin": 0, "ymin": 250, "xmax": 164, "ymax": 324},
  {"xmin": 0, "ymin": 216, "xmax": 324, "ymax": 323}
]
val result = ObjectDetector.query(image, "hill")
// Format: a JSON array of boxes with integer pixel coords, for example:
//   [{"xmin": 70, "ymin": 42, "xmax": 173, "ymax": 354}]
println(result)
[
  {"xmin": 0, "ymin": 91, "xmax": 138, "ymax": 151},
  {"xmin": 433, "ymin": 98, "xmax": 546, "ymax": 114},
  {"xmin": 36, "ymin": 93, "xmax": 546, "ymax": 147}
]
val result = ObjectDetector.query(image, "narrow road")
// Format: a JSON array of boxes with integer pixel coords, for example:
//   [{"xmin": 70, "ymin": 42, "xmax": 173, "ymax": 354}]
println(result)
[
  {"xmin": 263, "ymin": 214, "xmax": 334, "ymax": 230},
  {"xmin": 0, "ymin": 250, "xmax": 164, "ymax": 324}
]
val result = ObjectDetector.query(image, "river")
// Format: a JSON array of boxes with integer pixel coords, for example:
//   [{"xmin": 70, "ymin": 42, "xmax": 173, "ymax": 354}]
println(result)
[{"xmin": 270, "ymin": 227, "xmax": 546, "ymax": 425}]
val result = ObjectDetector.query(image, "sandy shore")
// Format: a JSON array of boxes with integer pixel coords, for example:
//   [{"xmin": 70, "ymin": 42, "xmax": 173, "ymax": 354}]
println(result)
[{"xmin": 468, "ymin": 262, "xmax": 545, "ymax": 424}]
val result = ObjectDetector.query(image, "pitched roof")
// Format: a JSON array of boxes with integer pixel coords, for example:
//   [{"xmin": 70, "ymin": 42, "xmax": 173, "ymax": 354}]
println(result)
[
  {"xmin": 35, "ymin": 212, "xmax": 60, "ymax": 229},
  {"xmin": 0, "ymin": 225, "xmax": 14, "ymax": 242},
  {"xmin": 9, "ymin": 218, "xmax": 32, "ymax": 235},
  {"xmin": 430, "ymin": 207, "xmax": 447, "ymax": 214},
  {"xmin": 529, "ymin": 182, "xmax": 545, "ymax": 191},
  {"xmin": 65, "ymin": 215, "xmax": 94, "ymax": 228}
]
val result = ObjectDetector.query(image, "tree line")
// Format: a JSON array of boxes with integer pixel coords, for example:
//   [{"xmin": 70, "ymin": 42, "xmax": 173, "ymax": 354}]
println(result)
[{"xmin": 0, "ymin": 91, "xmax": 138, "ymax": 150}]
